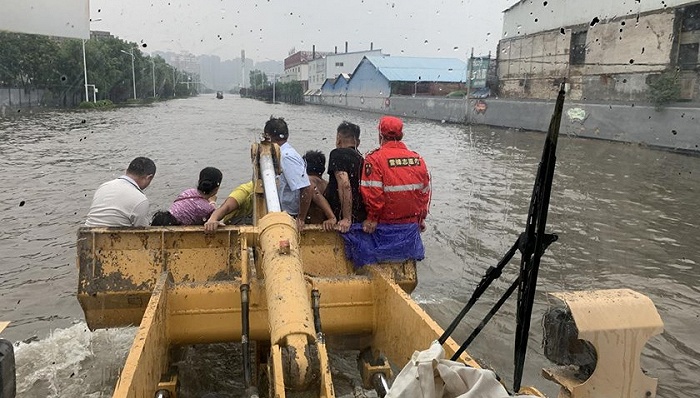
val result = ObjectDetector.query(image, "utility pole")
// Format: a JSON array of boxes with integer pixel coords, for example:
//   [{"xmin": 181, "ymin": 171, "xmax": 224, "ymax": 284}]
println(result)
[
  {"xmin": 82, "ymin": 39, "xmax": 89, "ymax": 102},
  {"xmin": 241, "ymin": 50, "xmax": 246, "ymax": 91},
  {"xmin": 151, "ymin": 58, "xmax": 156, "ymax": 97},
  {"xmin": 120, "ymin": 49, "xmax": 136, "ymax": 99},
  {"xmin": 272, "ymin": 74, "xmax": 276, "ymax": 104},
  {"xmin": 465, "ymin": 47, "xmax": 474, "ymax": 123}
]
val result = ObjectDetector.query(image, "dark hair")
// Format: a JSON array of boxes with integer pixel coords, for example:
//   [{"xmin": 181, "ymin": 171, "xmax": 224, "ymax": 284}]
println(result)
[
  {"xmin": 127, "ymin": 157, "xmax": 156, "ymax": 176},
  {"xmin": 337, "ymin": 121, "xmax": 360, "ymax": 141},
  {"xmin": 303, "ymin": 150, "xmax": 326, "ymax": 176},
  {"xmin": 151, "ymin": 211, "xmax": 179, "ymax": 226},
  {"xmin": 264, "ymin": 117, "xmax": 289, "ymax": 141},
  {"xmin": 198, "ymin": 167, "xmax": 223, "ymax": 195}
]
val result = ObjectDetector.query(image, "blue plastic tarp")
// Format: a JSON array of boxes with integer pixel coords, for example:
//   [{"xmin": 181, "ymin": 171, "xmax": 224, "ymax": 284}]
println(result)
[{"xmin": 341, "ymin": 223, "xmax": 425, "ymax": 268}]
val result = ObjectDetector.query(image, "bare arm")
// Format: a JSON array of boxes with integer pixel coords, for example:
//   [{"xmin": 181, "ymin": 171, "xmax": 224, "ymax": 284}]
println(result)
[
  {"xmin": 296, "ymin": 185, "xmax": 314, "ymax": 230},
  {"xmin": 204, "ymin": 196, "xmax": 240, "ymax": 233},
  {"xmin": 335, "ymin": 171, "xmax": 353, "ymax": 233}
]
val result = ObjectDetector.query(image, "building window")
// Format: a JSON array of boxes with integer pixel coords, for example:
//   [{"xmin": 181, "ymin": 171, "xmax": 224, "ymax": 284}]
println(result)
[
  {"xmin": 679, "ymin": 4, "xmax": 700, "ymax": 70},
  {"xmin": 335, "ymin": 62, "xmax": 344, "ymax": 67},
  {"xmin": 679, "ymin": 43, "xmax": 699, "ymax": 70},
  {"xmin": 682, "ymin": 4, "xmax": 700, "ymax": 32},
  {"xmin": 570, "ymin": 30, "xmax": 587, "ymax": 65}
]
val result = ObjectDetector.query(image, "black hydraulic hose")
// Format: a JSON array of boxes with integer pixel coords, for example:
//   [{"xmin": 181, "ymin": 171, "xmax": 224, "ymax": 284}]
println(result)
[
  {"xmin": 241, "ymin": 284, "xmax": 252, "ymax": 388},
  {"xmin": 438, "ymin": 239, "xmax": 519, "ymax": 345},
  {"xmin": 372, "ymin": 373, "xmax": 390, "ymax": 398},
  {"xmin": 451, "ymin": 277, "xmax": 519, "ymax": 361},
  {"xmin": 311, "ymin": 289, "xmax": 322, "ymax": 337},
  {"xmin": 512, "ymin": 84, "xmax": 565, "ymax": 393}
]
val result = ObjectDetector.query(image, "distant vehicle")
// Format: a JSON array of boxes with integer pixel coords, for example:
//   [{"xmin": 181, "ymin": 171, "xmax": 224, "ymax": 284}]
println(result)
[{"xmin": 216, "ymin": 91, "xmax": 224, "ymax": 99}]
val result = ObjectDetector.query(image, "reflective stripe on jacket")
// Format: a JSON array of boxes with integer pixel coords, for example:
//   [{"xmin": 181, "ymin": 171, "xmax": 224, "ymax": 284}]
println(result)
[{"xmin": 360, "ymin": 141, "xmax": 430, "ymax": 223}]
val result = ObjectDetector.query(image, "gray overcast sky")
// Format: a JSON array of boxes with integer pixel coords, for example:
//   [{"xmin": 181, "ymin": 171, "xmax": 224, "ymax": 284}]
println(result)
[{"xmin": 89, "ymin": 0, "xmax": 514, "ymax": 61}]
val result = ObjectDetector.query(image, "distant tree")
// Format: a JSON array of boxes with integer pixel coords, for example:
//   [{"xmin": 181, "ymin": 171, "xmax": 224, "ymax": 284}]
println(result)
[
  {"xmin": 0, "ymin": 32, "xmax": 195, "ymax": 105},
  {"xmin": 249, "ymin": 69, "xmax": 268, "ymax": 90},
  {"xmin": 0, "ymin": 32, "xmax": 58, "ymax": 89},
  {"xmin": 647, "ymin": 69, "xmax": 681, "ymax": 110}
]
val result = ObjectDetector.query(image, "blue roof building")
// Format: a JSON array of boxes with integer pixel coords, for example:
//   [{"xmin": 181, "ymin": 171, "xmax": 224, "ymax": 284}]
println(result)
[
  {"xmin": 346, "ymin": 56, "xmax": 468, "ymax": 97},
  {"xmin": 320, "ymin": 73, "xmax": 351, "ymax": 95}
]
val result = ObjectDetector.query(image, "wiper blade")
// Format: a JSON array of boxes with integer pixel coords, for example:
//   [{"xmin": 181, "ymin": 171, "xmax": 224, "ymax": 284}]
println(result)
[{"xmin": 512, "ymin": 83, "xmax": 566, "ymax": 393}]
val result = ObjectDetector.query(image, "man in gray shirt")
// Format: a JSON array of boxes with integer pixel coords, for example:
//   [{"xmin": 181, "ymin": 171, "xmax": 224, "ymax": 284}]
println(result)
[{"xmin": 85, "ymin": 157, "xmax": 156, "ymax": 227}]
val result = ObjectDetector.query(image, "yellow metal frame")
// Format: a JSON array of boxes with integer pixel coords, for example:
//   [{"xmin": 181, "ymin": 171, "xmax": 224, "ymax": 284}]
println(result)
[
  {"xmin": 77, "ymin": 223, "xmax": 663, "ymax": 398},
  {"xmin": 542, "ymin": 289, "xmax": 664, "ymax": 398},
  {"xmin": 77, "ymin": 224, "xmax": 472, "ymax": 397}
]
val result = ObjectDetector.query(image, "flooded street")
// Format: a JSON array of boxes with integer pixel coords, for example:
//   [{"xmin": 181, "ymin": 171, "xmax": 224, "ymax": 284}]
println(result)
[{"xmin": 1, "ymin": 96, "xmax": 698, "ymax": 397}]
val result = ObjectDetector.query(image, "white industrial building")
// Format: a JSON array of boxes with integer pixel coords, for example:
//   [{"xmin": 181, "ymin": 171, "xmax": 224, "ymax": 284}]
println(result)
[{"xmin": 307, "ymin": 49, "xmax": 385, "ymax": 91}]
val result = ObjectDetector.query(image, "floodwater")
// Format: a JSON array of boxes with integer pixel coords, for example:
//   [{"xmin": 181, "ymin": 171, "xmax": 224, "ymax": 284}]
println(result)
[{"xmin": 0, "ymin": 96, "xmax": 698, "ymax": 397}]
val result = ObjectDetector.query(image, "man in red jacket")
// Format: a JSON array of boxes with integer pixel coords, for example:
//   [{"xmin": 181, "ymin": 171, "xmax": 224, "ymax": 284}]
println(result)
[{"xmin": 360, "ymin": 116, "xmax": 430, "ymax": 234}]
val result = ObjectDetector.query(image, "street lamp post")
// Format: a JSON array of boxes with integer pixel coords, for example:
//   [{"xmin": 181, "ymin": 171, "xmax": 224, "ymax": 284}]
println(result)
[
  {"xmin": 82, "ymin": 39, "xmax": 89, "ymax": 102},
  {"xmin": 272, "ymin": 73, "xmax": 276, "ymax": 104},
  {"xmin": 120, "ymin": 49, "xmax": 137, "ymax": 99},
  {"xmin": 151, "ymin": 58, "xmax": 156, "ymax": 98}
]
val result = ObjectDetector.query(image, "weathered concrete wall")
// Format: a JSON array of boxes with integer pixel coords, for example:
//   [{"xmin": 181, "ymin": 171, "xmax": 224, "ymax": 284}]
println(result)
[
  {"xmin": 679, "ymin": 71, "xmax": 700, "ymax": 101},
  {"xmin": 502, "ymin": 0, "xmax": 691, "ymax": 38},
  {"xmin": 308, "ymin": 94, "xmax": 700, "ymax": 153},
  {"xmin": 584, "ymin": 12, "xmax": 675, "ymax": 75},
  {"xmin": 470, "ymin": 99, "xmax": 698, "ymax": 153},
  {"xmin": 498, "ymin": 30, "xmax": 572, "ymax": 100},
  {"xmin": 581, "ymin": 73, "xmax": 651, "ymax": 102},
  {"xmin": 498, "ymin": 11, "xmax": 678, "ymax": 103}
]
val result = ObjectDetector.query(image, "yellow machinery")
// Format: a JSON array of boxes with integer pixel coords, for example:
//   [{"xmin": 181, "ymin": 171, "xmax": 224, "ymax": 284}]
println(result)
[{"xmin": 76, "ymin": 141, "xmax": 663, "ymax": 398}]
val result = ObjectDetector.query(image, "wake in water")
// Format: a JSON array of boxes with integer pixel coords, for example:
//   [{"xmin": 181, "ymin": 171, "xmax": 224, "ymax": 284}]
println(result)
[{"xmin": 14, "ymin": 322, "xmax": 135, "ymax": 398}]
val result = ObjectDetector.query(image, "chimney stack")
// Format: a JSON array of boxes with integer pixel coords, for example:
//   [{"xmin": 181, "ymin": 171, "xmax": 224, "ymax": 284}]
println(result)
[
  {"xmin": 345, "ymin": 41, "xmax": 348, "ymax": 53},
  {"xmin": 334, "ymin": 46, "xmax": 337, "ymax": 54},
  {"xmin": 312, "ymin": 44, "xmax": 316, "ymax": 59},
  {"xmin": 370, "ymin": 42, "xmax": 374, "ymax": 51}
]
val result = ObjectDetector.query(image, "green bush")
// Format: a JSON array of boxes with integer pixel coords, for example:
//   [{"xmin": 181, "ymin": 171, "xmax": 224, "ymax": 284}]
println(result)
[
  {"xmin": 78, "ymin": 101, "xmax": 96, "ymax": 109},
  {"xmin": 95, "ymin": 99, "xmax": 113, "ymax": 107},
  {"xmin": 446, "ymin": 90, "xmax": 467, "ymax": 98},
  {"xmin": 647, "ymin": 69, "xmax": 681, "ymax": 110}
]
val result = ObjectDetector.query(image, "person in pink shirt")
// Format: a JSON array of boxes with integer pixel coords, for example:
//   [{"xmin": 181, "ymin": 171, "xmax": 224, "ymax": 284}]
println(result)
[{"xmin": 151, "ymin": 167, "xmax": 222, "ymax": 225}]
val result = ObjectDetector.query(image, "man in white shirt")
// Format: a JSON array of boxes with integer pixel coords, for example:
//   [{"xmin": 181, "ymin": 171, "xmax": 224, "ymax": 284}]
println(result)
[
  {"xmin": 85, "ymin": 157, "xmax": 156, "ymax": 227},
  {"xmin": 264, "ymin": 117, "xmax": 314, "ymax": 230}
]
